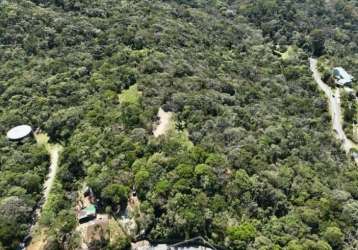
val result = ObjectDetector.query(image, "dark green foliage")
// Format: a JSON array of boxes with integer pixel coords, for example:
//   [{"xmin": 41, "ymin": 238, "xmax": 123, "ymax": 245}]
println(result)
[
  {"xmin": 101, "ymin": 184, "xmax": 129, "ymax": 208},
  {"xmin": 310, "ymin": 29, "xmax": 326, "ymax": 57},
  {"xmin": 0, "ymin": 0, "xmax": 357, "ymax": 249}
]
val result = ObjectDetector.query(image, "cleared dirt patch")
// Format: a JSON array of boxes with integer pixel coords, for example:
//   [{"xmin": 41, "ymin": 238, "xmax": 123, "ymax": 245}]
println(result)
[
  {"xmin": 77, "ymin": 214, "xmax": 110, "ymax": 246},
  {"xmin": 26, "ymin": 228, "xmax": 48, "ymax": 250},
  {"xmin": 153, "ymin": 108, "xmax": 173, "ymax": 137}
]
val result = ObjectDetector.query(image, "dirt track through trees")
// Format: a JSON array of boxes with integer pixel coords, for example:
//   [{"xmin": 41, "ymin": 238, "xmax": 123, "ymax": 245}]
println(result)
[
  {"xmin": 26, "ymin": 134, "xmax": 63, "ymax": 250},
  {"xmin": 309, "ymin": 58, "xmax": 358, "ymax": 165},
  {"xmin": 42, "ymin": 144, "xmax": 62, "ymax": 205}
]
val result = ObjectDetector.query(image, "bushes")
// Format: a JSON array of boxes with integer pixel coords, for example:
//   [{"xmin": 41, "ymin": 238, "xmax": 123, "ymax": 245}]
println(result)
[
  {"xmin": 101, "ymin": 184, "xmax": 129, "ymax": 209},
  {"xmin": 0, "ymin": 0, "xmax": 357, "ymax": 249},
  {"xmin": 323, "ymin": 227, "xmax": 344, "ymax": 249},
  {"xmin": 227, "ymin": 222, "xmax": 256, "ymax": 248}
]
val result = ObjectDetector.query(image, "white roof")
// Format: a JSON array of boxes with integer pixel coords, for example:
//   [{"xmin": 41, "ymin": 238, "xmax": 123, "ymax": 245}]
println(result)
[
  {"xmin": 333, "ymin": 67, "xmax": 354, "ymax": 85},
  {"xmin": 6, "ymin": 125, "xmax": 32, "ymax": 140}
]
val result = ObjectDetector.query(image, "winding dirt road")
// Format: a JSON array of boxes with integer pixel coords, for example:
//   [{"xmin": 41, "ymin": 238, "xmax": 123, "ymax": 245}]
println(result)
[{"xmin": 309, "ymin": 58, "xmax": 358, "ymax": 164}]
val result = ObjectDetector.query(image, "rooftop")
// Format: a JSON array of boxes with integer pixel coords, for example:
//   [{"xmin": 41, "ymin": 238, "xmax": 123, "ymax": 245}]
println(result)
[
  {"xmin": 83, "ymin": 204, "xmax": 96, "ymax": 214},
  {"xmin": 333, "ymin": 67, "xmax": 354, "ymax": 85},
  {"xmin": 78, "ymin": 204, "xmax": 96, "ymax": 223}
]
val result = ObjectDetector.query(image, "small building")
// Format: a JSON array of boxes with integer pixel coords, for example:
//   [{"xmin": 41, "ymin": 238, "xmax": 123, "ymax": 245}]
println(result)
[
  {"xmin": 332, "ymin": 67, "xmax": 354, "ymax": 86},
  {"xmin": 78, "ymin": 204, "xmax": 96, "ymax": 224},
  {"xmin": 6, "ymin": 125, "xmax": 33, "ymax": 140}
]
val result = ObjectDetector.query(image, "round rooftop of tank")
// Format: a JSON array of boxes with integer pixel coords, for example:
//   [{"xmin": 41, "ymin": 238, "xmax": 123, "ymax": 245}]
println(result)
[{"xmin": 6, "ymin": 125, "xmax": 33, "ymax": 140}]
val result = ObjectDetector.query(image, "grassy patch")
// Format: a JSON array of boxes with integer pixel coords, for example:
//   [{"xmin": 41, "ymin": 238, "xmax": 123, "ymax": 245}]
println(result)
[
  {"xmin": 176, "ymin": 129, "xmax": 194, "ymax": 149},
  {"xmin": 108, "ymin": 218, "xmax": 126, "ymax": 241},
  {"xmin": 34, "ymin": 132, "xmax": 49, "ymax": 146},
  {"xmin": 167, "ymin": 127, "xmax": 194, "ymax": 150},
  {"xmin": 27, "ymin": 228, "xmax": 48, "ymax": 250},
  {"xmin": 118, "ymin": 84, "xmax": 141, "ymax": 105},
  {"xmin": 317, "ymin": 57, "xmax": 332, "ymax": 73},
  {"xmin": 281, "ymin": 46, "xmax": 296, "ymax": 61},
  {"xmin": 274, "ymin": 46, "xmax": 297, "ymax": 62}
]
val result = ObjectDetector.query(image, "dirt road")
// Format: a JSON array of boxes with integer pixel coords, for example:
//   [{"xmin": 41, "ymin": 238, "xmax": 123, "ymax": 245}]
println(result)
[
  {"xmin": 26, "ymin": 135, "xmax": 63, "ymax": 249},
  {"xmin": 33, "ymin": 133, "xmax": 63, "ymax": 209},
  {"xmin": 309, "ymin": 58, "xmax": 357, "ymax": 164},
  {"xmin": 42, "ymin": 144, "xmax": 62, "ymax": 204}
]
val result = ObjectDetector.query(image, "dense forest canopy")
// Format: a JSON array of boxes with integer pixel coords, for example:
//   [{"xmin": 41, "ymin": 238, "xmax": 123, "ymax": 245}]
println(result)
[{"xmin": 0, "ymin": 0, "xmax": 357, "ymax": 249}]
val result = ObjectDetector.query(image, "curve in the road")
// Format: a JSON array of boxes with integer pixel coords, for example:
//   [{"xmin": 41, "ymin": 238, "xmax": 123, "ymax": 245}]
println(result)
[{"xmin": 309, "ymin": 58, "xmax": 358, "ymax": 164}]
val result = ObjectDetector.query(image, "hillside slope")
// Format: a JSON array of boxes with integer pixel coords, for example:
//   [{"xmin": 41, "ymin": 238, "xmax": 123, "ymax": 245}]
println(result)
[{"xmin": 0, "ymin": 0, "xmax": 357, "ymax": 249}]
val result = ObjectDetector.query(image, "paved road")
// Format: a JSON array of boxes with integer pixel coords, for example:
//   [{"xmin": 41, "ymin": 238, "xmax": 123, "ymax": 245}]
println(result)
[{"xmin": 309, "ymin": 58, "xmax": 357, "ymax": 164}]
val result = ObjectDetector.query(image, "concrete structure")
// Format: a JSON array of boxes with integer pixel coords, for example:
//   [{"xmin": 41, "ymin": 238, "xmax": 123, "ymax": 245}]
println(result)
[
  {"xmin": 333, "ymin": 67, "xmax": 354, "ymax": 86},
  {"xmin": 78, "ymin": 205, "xmax": 96, "ymax": 224},
  {"xmin": 6, "ymin": 125, "xmax": 32, "ymax": 140}
]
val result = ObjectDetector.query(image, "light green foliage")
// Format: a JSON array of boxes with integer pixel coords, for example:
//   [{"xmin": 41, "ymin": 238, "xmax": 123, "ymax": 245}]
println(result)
[
  {"xmin": 0, "ymin": 0, "xmax": 357, "ymax": 249},
  {"xmin": 276, "ymin": 46, "xmax": 298, "ymax": 62},
  {"xmin": 53, "ymin": 210, "xmax": 77, "ymax": 234},
  {"xmin": 287, "ymin": 240, "xmax": 304, "ymax": 250},
  {"xmin": 227, "ymin": 222, "xmax": 256, "ymax": 248},
  {"xmin": 323, "ymin": 227, "xmax": 344, "ymax": 249},
  {"xmin": 118, "ymin": 84, "xmax": 141, "ymax": 105},
  {"xmin": 234, "ymin": 169, "xmax": 252, "ymax": 192},
  {"xmin": 298, "ymin": 240, "xmax": 332, "ymax": 250},
  {"xmin": 135, "ymin": 170, "xmax": 150, "ymax": 189},
  {"xmin": 229, "ymin": 223, "xmax": 256, "ymax": 241},
  {"xmin": 301, "ymin": 208, "xmax": 320, "ymax": 229},
  {"xmin": 342, "ymin": 201, "xmax": 358, "ymax": 226},
  {"xmin": 194, "ymin": 164, "xmax": 210, "ymax": 176},
  {"xmin": 154, "ymin": 180, "xmax": 171, "ymax": 195}
]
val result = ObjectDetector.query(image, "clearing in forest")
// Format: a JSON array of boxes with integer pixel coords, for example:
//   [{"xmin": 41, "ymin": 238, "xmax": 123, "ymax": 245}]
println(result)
[
  {"xmin": 153, "ymin": 107, "xmax": 173, "ymax": 137},
  {"xmin": 26, "ymin": 229, "xmax": 48, "ymax": 250},
  {"xmin": 152, "ymin": 108, "xmax": 194, "ymax": 150},
  {"xmin": 118, "ymin": 84, "xmax": 141, "ymax": 104}
]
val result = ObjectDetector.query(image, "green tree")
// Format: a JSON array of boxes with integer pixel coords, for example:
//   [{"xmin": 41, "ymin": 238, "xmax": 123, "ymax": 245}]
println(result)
[
  {"xmin": 310, "ymin": 29, "xmax": 325, "ymax": 56},
  {"xmin": 227, "ymin": 222, "xmax": 256, "ymax": 248},
  {"xmin": 323, "ymin": 227, "xmax": 344, "ymax": 249},
  {"xmin": 101, "ymin": 184, "xmax": 129, "ymax": 207}
]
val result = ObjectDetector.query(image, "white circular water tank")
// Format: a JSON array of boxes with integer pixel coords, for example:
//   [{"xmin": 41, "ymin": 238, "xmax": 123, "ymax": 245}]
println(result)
[{"xmin": 6, "ymin": 125, "xmax": 33, "ymax": 140}]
